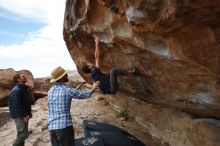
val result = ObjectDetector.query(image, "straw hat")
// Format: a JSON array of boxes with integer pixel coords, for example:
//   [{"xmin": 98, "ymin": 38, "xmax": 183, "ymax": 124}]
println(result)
[{"xmin": 50, "ymin": 66, "xmax": 68, "ymax": 83}]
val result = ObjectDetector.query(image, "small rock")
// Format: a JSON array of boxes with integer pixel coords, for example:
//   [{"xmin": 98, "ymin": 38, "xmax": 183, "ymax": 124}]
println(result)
[
  {"xmin": 95, "ymin": 95, "xmax": 104, "ymax": 101},
  {"xmin": 120, "ymin": 117, "xmax": 127, "ymax": 121},
  {"xmin": 41, "ymin": 124, "xmax": 48, "ymax": 131}
]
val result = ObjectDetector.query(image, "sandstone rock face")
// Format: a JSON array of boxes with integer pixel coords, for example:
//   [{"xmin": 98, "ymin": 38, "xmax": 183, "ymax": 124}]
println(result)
[
  {"xmin": 63, "ymin": 1, "xmax": 220, "ymax": 145},
  {"xmin": 105, "ymin": 93, "xmax": 220, "ymax": 146},
  {"xmin": 0, "ymin": 68, "xmax": 34, "ymax": 106},
  {"xmin": 34, "ymin": 78, "xmax": 50, "ymax": 99},
  {"xmin": 64, "ymin": 0, "xmax": 220, "ymax": 118}
]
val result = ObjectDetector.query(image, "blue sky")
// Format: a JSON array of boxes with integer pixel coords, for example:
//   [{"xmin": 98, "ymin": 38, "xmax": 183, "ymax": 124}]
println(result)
[
  {"xmin": 0, "ymin": 0, "xmax": 76, "ymax": 77},
  {"xmin": 0, "ymin": 8, "xmax": 45, "ymax": 45}
]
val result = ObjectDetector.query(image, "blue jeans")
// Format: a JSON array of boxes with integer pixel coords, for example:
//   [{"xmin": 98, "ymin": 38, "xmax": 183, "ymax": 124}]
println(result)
[{"xmin": 50, "ymin": 125, "xmax": 75, "ymax": 146}]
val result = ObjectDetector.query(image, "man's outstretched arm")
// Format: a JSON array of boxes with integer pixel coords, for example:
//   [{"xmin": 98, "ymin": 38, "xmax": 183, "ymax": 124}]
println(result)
[
  {"xmin": 95, "ymin": 37, "xmax": 100, "ymax": 68},
  {"xmin": 69, "ymin": 81, "xmax": 100, "ymax": 99}
]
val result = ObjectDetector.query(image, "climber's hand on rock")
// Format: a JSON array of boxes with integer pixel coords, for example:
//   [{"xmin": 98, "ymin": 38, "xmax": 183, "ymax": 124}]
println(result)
[{"xmin": 95, "ymin": 36, "xmax": 99, "ymax": 44}]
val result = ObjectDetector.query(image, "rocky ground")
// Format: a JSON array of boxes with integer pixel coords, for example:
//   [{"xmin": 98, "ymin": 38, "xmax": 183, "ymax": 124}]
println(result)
[{"xmin": 0, "ymin": 92, "xmax": 167, "ymax": 146}]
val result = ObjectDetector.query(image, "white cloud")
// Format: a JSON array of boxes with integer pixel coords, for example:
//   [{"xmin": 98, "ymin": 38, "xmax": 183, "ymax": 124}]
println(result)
[
  {"xmin": 0, "ymin": 27, "xmax": 76, "ymax": 77},
  {"xmin": 0, "ymin": 0, "xmax": 48, "ymax": 21},
  {"xmin": 0, "ymin": 0, "xmax": 77, "ymax": 77}
]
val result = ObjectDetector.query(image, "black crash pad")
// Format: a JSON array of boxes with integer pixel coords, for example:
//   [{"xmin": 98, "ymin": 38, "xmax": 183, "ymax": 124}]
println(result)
[
  {"xmin": 75, "ymin": 136, "xmax": 104, "ymax": 146},
  {"xmin": 79, "ymin": 120, "xmax": 146, "ymax": 146},
  {"xmin": 84, "ymin": 130, "xmax": 145, "ymax": 146},
  {"xmin": 83, "ymin": 120, "xmax": 123, "ymax": 132}
]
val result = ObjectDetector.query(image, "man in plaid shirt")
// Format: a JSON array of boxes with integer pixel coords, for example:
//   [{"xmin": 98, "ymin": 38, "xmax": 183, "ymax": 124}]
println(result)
[{"xmin": 48, "ymin": 66, "xmax": 99, "ymax": 146}]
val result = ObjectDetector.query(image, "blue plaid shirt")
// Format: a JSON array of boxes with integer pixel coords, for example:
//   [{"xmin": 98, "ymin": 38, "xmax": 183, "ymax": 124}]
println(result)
[{"xmin": 48, "ymin": 83, "xmax": 92, "ymax": 130}]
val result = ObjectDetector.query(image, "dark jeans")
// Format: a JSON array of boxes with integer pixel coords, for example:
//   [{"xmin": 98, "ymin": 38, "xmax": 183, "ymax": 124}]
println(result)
[
  {"xmin": 110, "ymin": 68, "xmax": 128, "ymax": 94},
  {"xmin": 50, "ymin": 125, "xmax": 75, "ymax": 146},
  {"xmin": 13, "ymin": 118, "xmax": 29, "ymax": 146}
]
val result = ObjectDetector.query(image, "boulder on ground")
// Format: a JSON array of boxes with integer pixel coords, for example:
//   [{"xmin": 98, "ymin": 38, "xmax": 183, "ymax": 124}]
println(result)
[{"xmin": 0, "ymin": 68, "xmax": 34, "ymax": 106}]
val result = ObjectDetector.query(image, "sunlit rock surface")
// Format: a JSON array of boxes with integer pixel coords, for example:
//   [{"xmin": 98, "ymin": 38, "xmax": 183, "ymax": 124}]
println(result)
[
  {"xmin": 34, "ymin": 77, "xmax": 50, "ymax": 100},
  {"xmin": 63, "ymin": 1, "xmax": 220, "ymax": 145}
]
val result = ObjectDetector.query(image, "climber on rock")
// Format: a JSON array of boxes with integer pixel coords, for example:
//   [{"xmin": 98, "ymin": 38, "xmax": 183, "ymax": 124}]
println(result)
[{"xmin": 82, "ymin": 37, "xmax": 137, "ymax": 94}]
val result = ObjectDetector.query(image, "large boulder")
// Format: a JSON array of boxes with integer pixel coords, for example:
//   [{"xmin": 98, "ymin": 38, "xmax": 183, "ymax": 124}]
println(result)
[
  {"xmin": 63, "ymin": 0, "xmax": 220, "ymax": 118},
  {"xmin": 0, "ymin": 68, "xmax": 34, "ymax": 106},
  {"xmin": 34, "ymin": 77, "xmax": 50, "ymax": 98},
  {"xmin": 63, "ymin": 1, "xmax": 220, "ymax": 145}
]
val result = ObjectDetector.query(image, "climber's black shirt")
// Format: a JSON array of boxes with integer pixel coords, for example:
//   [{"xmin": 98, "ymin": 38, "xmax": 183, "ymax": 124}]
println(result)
[{"xmin": 91, "ymin": 67, "xmax": 110, "ymax": 94}]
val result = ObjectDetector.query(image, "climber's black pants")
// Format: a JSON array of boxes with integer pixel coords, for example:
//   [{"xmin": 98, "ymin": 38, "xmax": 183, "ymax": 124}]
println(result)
[{"xmin": 110, "ymin": 68, "xmax": 128, "ymax": 94}]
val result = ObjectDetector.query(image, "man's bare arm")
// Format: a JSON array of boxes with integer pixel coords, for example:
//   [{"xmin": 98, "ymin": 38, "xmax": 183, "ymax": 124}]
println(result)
[
  {"xmin": 95, "ymin": 37, "xmax": 100, "ymax": 68},
  {"xmin": 90, "ymin": 81, "xmax": 100, "ymax": 93}
]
